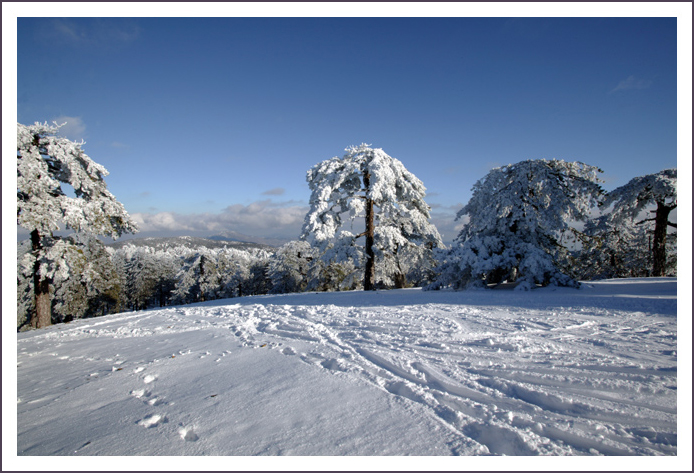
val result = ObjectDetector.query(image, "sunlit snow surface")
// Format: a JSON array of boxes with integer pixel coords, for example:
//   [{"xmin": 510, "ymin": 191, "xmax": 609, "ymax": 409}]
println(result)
[{"xmin": 17, "ymin": 278, "xmax": 678, "ymax": 459}]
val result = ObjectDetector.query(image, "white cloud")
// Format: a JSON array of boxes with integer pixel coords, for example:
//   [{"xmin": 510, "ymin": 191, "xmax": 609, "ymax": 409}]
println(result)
[
  {"xmin": 51, "ymin": 115, "xmax": 87, "ymax": 141},
  {"xmin": 130, "ymin": 200, "xmax": 309, "ymax": 240},
  {"xmin": 610, "ymin": 75, "xmax": 653, "ymax": 93},
  {"xmin": 131, "ymin": 212, "xmax": 192, "ymax": 233}
]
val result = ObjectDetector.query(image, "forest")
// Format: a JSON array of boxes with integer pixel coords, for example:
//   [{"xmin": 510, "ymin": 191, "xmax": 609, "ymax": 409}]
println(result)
[{"xmin": 16, "ymin": 123, "xmax": 677, "ymax": 330}]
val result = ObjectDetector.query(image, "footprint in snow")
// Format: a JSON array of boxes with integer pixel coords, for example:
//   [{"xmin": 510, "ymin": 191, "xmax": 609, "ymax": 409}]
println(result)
[
  {"xmin": 147, "ymin": 397, "xmax": 163, "ymax": 406},
  {"xmin": 282, "ymin": 347, "xmax": 296, "ymax": 356},
  {"xmin": 143, "ymin": 374, "xmax": 158, "ymax": 384},
  {"xmin": 130, "ymin": 388, "xmax": 150, "ymax": 399},
  {"xmin": 178, "ymin": 426, "xmax": 199, "ymax": 442},
  {"xmin": 138, "ymin": 414, "xmax": 167, "ymax": 428}
]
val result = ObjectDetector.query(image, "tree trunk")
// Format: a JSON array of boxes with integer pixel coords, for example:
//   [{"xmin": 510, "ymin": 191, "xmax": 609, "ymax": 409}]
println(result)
[
  {"xmin": 30, "ymin": 230, "xmax": 52, "ymax": 329},
  {"xmin": 652, "ymin": 201, "xmax": 675, "ymax": 277},
  {"xmin": 363, "ymin": 169, "xmax": 376, "ymax": 291},
  {"xmin": 393, "ymin": 244, "xmax": 407, "ymax": 288}
]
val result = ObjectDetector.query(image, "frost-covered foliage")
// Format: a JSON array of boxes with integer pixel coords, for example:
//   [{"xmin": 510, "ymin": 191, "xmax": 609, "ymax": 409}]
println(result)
[
  {"xmin": 576, "ymin": 214, "xmax": 676, "ymax": 280},
  {"xmin": 17, "ymin": 122, "xmax": 138, "ymax": 328},
  {"xmin": 433, "ymin": 159, "xmax": 603, "ymax": 290},
  {"xmin": 52, "ymin": 234, "xmax": 123, "ymax": 323},
  {"xmin": 170, "ymin": 246, "xmax": 267, "ymax": 304},
  {"xmin": 113, "ymin": 244, "xmax": 272, "ymax": 308},
  {"xmin": 17, "ymin": 238, "xmax": 276, "ymax": 329},
  {"xmin": 17, "ymin": 234, "xmax": 73, "ymax": 289},
  {"xmin": 17, "ymin": 233, "xmax": 76, "ymax": 329},
  {"xmin": 305, "ymin": 258, "xmax": 361, "ymax": 292},
  {"xmin": 17, "ymin": 122, "xmax": 138, "ymax": 238},
  {"xmin": 268, "ymin": 240, "xmax": 317, "ymax": 294},
  {"xmin": 602, "ymin": 169, "xmax": 677, "ymax": 223},
  {"xmin": 17, "ymin": 241, "xmax": 34, "ymax": 329},
  {"xmin": 17, "ymin": 234, "xmax": 123, "ymax": 328},
  {"xmin": 600, "ymin": 169, "xmax": 677, "ymax": 277},
  {"xmin": 302, "ymin": 144, "xmax": 442, "ymax": 289},
  {"xmin": 113, "ymin": 245, "xmax": 180, "ymax": 311}
]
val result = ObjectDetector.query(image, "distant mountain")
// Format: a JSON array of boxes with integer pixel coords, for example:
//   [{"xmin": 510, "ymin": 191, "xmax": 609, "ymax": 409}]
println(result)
[
  {"xmin": 107, "ymin": 236, "xmax": 277, "ymax": 252},
  {"xmin": 206, "ymin": 231, "xmax": 291, "ymax": 248}
]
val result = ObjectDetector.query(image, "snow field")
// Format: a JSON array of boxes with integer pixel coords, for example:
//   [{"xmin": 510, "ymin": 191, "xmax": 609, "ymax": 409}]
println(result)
[{"xmin": 12, "ymin": 278, "xmax": 686, "ymax": 468}]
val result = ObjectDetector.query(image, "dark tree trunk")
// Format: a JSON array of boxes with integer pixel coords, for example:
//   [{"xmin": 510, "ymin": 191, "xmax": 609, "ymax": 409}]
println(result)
[
  {"xmin": 652, "ymin": 200, "xmax": 676, "ymax": 277},
  {"xmin": 198, "ymin": 255, "xmax": 206, "ymax": 302},
  {"xmin": 30, "ymin": 230, "xmax": 52, "ymax": 329},
  {"xmin": 393, "ymin": 243, "xmax": 407, "ymax": 289},
  {"xmin": 394, "ymin": 272, "xmax": 407, "ymax": 289},
  {"xmin": 363, "ymin": 169, "xmax": 376, "ymax": 291}
]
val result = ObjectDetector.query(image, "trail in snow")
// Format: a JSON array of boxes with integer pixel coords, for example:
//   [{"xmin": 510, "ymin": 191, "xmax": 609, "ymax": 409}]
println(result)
[{"xmin": 15, "ymin": 278, "xmax": 678, "ymax": 458}]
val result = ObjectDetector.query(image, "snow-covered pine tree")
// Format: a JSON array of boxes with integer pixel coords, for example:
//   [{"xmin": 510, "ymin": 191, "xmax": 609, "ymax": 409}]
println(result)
[
  {"xmin": 434, "ymin": 159, "xmax": 603, "ymax": 290},
  {"xmin": 601, "ymin": 169, "xmax": 677, "ymax": 277},
  {"xmin": 51, "ymin": 234, "xmax": 124, "ymax": 323},
  {"xmin": 114, "ymin": 245, "xmax": 179, "ymax": 310},
  {"xmin": 17, "ymin": 122, "xmax": 138, "ymax": 328},
  {"xmin": 267, "ymin": 240, "xmax": 317, "ymax": 294},
  {"xmin": 577, "ymin": 214, "xmax": 650, "ymax": 279},
  {"xmin": 172, "ymin": 250, "xmax": 212, "ymax": 305},
  {"xmin": 242, "ymin": 257, "xmax": 272, "ymax": 296},
  {"xmin": 301, "ymin": 144, "xmax": 443, "ymax": 290},
  {"xmin": 17, "ymin": 241, "xmax": 34, "ymax": 329}
]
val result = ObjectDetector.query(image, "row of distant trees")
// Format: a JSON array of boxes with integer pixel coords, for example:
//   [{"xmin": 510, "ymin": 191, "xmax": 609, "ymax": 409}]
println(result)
[
  {"xmin": 17, "ymin": 236, "xmax": 439, "ymax": 329},
  {"xmin": 17, "ymin": 122, "xmax": 676, "ymax": 329}
]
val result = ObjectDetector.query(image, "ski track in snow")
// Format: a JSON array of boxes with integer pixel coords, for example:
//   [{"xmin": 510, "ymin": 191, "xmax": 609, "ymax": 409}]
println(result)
[{"xmin": 16, "ymin": 279, "xmax": 677, "ymax": 456}]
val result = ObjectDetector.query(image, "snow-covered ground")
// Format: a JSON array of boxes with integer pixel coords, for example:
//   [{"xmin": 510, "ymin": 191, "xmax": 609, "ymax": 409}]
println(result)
[{"xmin": 9, "ymin": 278, "xmax": 691, "ymax": 469}]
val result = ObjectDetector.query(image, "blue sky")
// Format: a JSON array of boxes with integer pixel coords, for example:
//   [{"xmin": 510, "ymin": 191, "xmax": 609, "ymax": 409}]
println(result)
[{"xmin": 8, "ymin": 4, "xmax": 689, "ymax": 244}]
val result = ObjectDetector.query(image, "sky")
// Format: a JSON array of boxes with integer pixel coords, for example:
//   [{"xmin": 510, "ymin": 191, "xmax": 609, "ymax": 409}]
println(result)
[{"xmin": 6, "ymin": 3, "xmax": 690, "ymax": 245}]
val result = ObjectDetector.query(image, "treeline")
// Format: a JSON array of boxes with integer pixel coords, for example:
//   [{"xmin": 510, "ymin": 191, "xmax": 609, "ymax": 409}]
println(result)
[
  {"xmin": 17, "ymin": 222, "xmax": 675, "ymax": 331},
  {"xmin": 16, "ymin": 238, "xmax": 437, "ymax": 329}
]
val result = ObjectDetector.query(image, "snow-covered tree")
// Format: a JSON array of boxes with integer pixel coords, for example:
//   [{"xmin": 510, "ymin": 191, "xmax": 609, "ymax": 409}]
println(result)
[
  {"xmin": 52, "ymin": 234, "xmax": 124, "ymax": 322},
  {"xmin": 601, "ymin": 169, "xmax": 677, "ymax": 277},
  {"xmin": 268, "ymin": 240, "xmax": 317, "ymax": 294},
  {"xmin": 577, "ymin": 214, "xmax": 650, "ymax": 279},
  {"xmin": 114, "ymin": 245, "xmax": 179, "ymax": 310},
  {"xmin": 172, "ymin": 252, "xmax": 211, "ymax": 305},
  {"xmin": 241, "ymin": 257, "xmax": 272, "ymax": 296},
  {"xmin": 434, "ymin": 159, "xmax": 603, "ymax": 290},
  {"xmin": 301, "ymin": 144, "xmax": 442, "ymax": 290},
  {"xmin": 17, "ymin": 241, "xmax": 34, "ymax": 329},
  {"xmin": 17, "ymin": 122, "xmax": 137, "ymax": 328}
]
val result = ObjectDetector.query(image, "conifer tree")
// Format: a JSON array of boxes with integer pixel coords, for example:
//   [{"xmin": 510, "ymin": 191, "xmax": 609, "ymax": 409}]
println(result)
[
  {"xmin": 302, "ymin": 144, "xmax": 442, "ymax": 290},
  {"xmin": 601, "ymin": 169, "xmax": 677, "ymax": 277},
  {"xmin": 434, "ymin": 159, "xmax": 603, "ymax": 290},
  {"xmin": 17, "ymin": 122, "xmax": 137, "ymax": 327}
]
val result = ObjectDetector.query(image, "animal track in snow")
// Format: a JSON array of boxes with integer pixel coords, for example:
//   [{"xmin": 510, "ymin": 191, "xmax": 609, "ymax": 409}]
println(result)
[{"xmin": 143, "ymin": 374, "xmax": 158, "ymax": 384}]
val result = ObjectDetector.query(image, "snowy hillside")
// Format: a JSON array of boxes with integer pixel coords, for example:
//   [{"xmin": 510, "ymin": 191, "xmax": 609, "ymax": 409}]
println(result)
[
  {"xmin": 107, "ymin": 235, "xmax": 275, "ymax": 252},
  {"xmin": 12, "ymin": 278, "xmax": 687, "ymax": 468}
]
